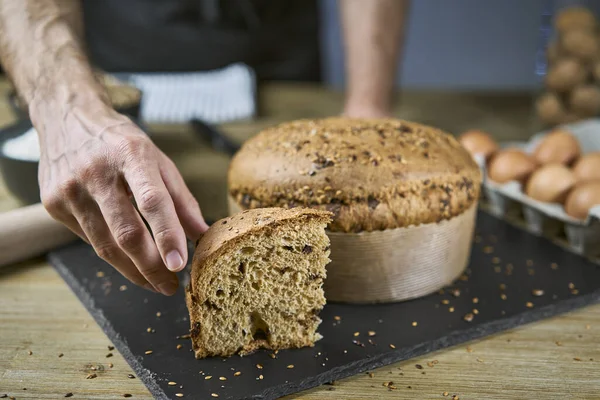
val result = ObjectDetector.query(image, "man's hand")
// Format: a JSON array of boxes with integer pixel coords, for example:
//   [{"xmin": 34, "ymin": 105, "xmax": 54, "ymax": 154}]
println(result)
[{"xmin": 36, "ymin": 102, "xmax": 208, "ymax": 295}]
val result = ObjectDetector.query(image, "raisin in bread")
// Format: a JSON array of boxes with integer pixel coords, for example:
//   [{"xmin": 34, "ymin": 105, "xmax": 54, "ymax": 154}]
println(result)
[{"xmin": 185, "ymin": 207, "xmax": 332, "ymax": 358}]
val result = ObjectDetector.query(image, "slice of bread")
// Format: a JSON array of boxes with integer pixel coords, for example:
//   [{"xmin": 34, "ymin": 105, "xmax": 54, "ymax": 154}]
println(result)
[{"xmin": 185, "ymin": 207, "xmax": 332, "ymax": 358}]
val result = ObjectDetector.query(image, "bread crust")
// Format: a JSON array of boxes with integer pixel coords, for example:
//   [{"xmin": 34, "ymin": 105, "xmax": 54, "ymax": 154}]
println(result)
[{"xmin": 228, "ymin": 118, "xmax": 481, "ymax": 232}]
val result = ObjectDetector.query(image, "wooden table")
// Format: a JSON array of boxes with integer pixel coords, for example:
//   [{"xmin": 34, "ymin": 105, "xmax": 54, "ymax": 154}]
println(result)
[{"xmin": 1, "ymin": 80, "xmax": 600, "ymax": 399}]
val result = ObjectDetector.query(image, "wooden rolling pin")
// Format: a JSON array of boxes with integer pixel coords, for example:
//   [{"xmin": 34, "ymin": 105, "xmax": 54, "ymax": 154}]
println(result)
[{"xmin": 0, "ymin": 203, "xmax": 78, "ymax": 267}]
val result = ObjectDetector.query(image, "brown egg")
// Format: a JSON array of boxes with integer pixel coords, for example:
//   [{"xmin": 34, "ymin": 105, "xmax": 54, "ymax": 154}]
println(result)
[
  {"xmin": 570, "ymin": 85, "xmax": 600, "ymax": 117},
  {"xmin": 573, "ymin": 152, "xmax": 600, "ymax": 182},
  {"xmin": 564, "ymin": 181, "xmax": 600, "ymax": 220},
  {"xmin": 458, "ymin": 130, "xmax": 498, "ymax": 160},
  {"xmin": 536, "ymin": 92, "xmax": 566, "ymax": 126},
  {"xmin": 533, "ymin": 130, "xmax": 581, "ymax": 165},
  {"xmin": 545, "ymin": 59, "xmax": 587, "ymax": 92},
  {"xmin": 555, "ymin": 7, "xmax": 597, "ymax": 33},
  {"xmin": 562, "ymin": 29, "xmax": 600, "ymax": 60},
  {"xmin": 525, "ymin": 164, "xmax": 576, "ymax": 203},
  {"xmin": 487, "ymin": 149, "xmax": 537, "ymax": 184}
]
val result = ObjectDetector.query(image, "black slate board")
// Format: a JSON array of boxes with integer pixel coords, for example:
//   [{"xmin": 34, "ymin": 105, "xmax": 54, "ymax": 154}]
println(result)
[{"xmin": 48, "ymin": 210, "xmax": 600, "ymax": 400}]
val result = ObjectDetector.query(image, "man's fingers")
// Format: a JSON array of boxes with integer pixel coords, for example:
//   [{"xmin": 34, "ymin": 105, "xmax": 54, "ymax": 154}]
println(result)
[
  {"xmin": 94, "ymin": 186, "xmax": 179, "ymax": 296},
  {"xmin": 124, "ymin": 163, "xmax": 188, "ymax": 273},
  {"xmin": 70, "ymin": 197, "xmax": 155, "ymax": 291},
  {"xmin": 159, "ymin": 154, "xmax": 209, "ymax": 240}
]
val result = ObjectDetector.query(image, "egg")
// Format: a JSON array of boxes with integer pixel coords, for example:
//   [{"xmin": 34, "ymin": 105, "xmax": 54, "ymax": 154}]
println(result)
[
  {"xmin": 487, "ymin": 149, "xmax": 537, "ymax": 184},
  {"xmin": 570, "ymin": 85, "xmax": 600, "ymax": 117},
  {"xmin": 458, "ymin": 130, "xmax": 498, "ymax": 161},
  {"xmin": 554, "ymin": 7, "xmax": 597, "ymax": 33},
  {"xmin": 532, "ymin": 130, "xmax": 581, "ymax": 165},
  {"xmin": 525, "ymin": 164, "xmax": 576, "ymax": 203},
  {"xmin": 564, "ymin": 181, "xmax": 600, "ymax": 220},
  {"xmin": 561, "ymin": 29, "xmax": 600, "ymax": 60},
  {"xmin": 545, "ymin": 59, "xmax": 587, "ymax": 92},
  {"xmin": 536, "ymin": 92, "xmax": 566, "ymax": 126},
  {"xmin": 573, "ymin": 152, "xmax": 600, "ymax": 182}
]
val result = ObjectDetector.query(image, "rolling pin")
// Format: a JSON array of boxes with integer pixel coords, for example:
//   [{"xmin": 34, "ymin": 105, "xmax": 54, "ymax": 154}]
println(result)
[{"xmin": 0, "ymin": 203, "xmax": 78, "ymax": 267}]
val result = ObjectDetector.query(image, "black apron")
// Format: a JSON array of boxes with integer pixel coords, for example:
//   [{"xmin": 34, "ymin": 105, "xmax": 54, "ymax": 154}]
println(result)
[{"xmin": 81, "ymin": 0, "xmax": 321, "ymax": 81}]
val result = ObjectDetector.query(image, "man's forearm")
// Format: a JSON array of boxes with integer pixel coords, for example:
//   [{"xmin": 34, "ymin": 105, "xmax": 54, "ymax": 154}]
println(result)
[
  {"xmin": 0, "ymin": 0, "xmax": 107, "ymax": 126},
  {"xmin": 340, "ymin": 0, "xmax": 409, "ymax": 117}
]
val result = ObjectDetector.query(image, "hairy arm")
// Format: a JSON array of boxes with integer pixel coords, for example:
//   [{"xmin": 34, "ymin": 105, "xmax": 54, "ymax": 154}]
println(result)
[
  {"xmin": 339, "ymin": 0, "xmax": 410, "ymax": 118},
  {"xmin": 0, "ymin": 0, "xmax": 208, "ymax": 295}
]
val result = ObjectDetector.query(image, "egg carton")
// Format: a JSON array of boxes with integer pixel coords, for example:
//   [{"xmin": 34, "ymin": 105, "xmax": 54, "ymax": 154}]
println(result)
[{"xmin": 475, "ymin": 118, "xmax": 600, "ymax": 258}]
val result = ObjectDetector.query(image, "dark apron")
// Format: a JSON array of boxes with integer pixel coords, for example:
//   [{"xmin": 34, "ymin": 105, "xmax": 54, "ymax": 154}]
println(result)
[{"xmin": 82, "ymin": 0, "xmax": 321, "ymax": 81}]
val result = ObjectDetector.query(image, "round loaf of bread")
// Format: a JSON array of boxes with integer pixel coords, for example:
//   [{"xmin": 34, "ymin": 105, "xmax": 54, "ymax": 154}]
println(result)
[{"xmin": 228, "ymin": 117, "xmax": 482, "ymax": 303}]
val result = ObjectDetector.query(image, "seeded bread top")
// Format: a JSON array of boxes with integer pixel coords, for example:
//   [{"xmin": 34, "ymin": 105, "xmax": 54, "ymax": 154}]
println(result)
[{"xmin": 228, "ymin": 118, "xmax": 481, "ymax": 232}]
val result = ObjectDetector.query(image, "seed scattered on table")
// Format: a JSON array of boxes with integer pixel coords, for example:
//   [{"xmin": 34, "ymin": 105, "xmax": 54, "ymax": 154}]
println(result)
[
  {"xmin": 499, "ymin": 283, "xmax": 506, "ymax": 290},
  {"xmin": 472, "ymin": 297, "xmax": 479, "ymax": 304},
  {"xmin": 123, "ymin": 395, "xmax": 132, "ymax": 398},
  {"xmin": 96, "ymin": 271, "xmax": 105, "ymax": 277},
  {"xmin": 287, "ymin": 365, "xmax": 295, "ymax": 369},
  {"xmin": 483, "ymin": 246, "xmax": 493, "ymax": 254},
  {"xmin": 492, "ymin": 257, "xmax": 500, "ymax": 264},
  {"xmin": 145, "ymin": 350, "xmax": 153, "ymax": 355},
  {"xmin": 106, "ymin": 353, "xmax": 113, "ymax": 358},
  {"xmin": 555, "ymin": 341, "xmax": 562, "ymax": 346},
  {"xmin": 353, "ymin": 332, "xmax": 360, "ymax": 337},
  {"xmin": 86, "ymin": 373, "xmax": 97, "ymax": 379},
  {"xmin": 449, "ymin": 307, "xmax": 455, "ymax": 313},
  {"xmin": 119, "ymin": 285, "xmax": 127, "ymax": 291},
  {"xmin": 334, "ymin": 316, "xmax": 341, "ymax": 321},
  {"xmin": 108, "ymin": 363, "xmax": 113, "ymax": 368},
  {"xmin": 463, "ymin": 313, "xmax": 474, "ymax": 322},
  {"xmin": 415, "ymin": 364, "xmax": 423, "ymax": 369},
  {"xmin": 574, "ymin": 357, "xmax": 582, "ymax": 361},
  {"xmin": 368, "ymin": 372, "xmax": 374, "ymax": 378},
  {"xmin": 476, "ymin": 358, "xmax": 484, "ymax": 363},
  {"xmin": 389, "ymin": 344, "xmax": 396, "ymax": 349},
  {"xmin": 551, "ymin": 263, "xmax": 558, "ymax": 270},
  {"xmin": 452, "ymin": 395, "xmax": 460, "ymax": 400},
  {"xmin": 27, "ymin": 350, "xmax": 32, "ymax": 355},
  {"xmin": 259, "ymin": 374, "xmax": 264, "ymax": 380},
  {"xmin": 472, "ymin": 309, "xmax": 479, "ymax": 315},
  {"xmin": 127, "ymin": 374, "xmax": 135, "ymax": 379},
  {"xmin": 176, "ymin": 334, "xmax": 191, "ymax": 340},
  {"xmin": 532, "ymin": 289, "xmax": 544, "ymax": 296},
  {"xmin": 168, "ymin": 382, "xmax": 177, "ymax": 386},
  {"xmin": 176, "ymin": 394, "xmax": 184, "ymax": 398},
  {"xmin": 500, "ymin": 294, "xmax": 507, "ymax": 300},
  {"xmin": 568, "ymin": 282, "xmax": 575, "ymax": 290},
  {"xmin": 234, "ymin": 371, "xmax": 241, "ymax": 376},
  {"xmin": 526, "ymin": 302, "xmax": 534, "ymax": 308},
  {"xmin": 368, "ymin": 331, "xmax": 376, "ymax": 336},
  {"xmin": 176, "ymin": 344, "xmax": 183, "ymax": 350},
  {"xmin": 427, "ymin": 361, "xmax": 434, "ymax": 368},
  {"xmin": 256, "ymin": 364, "xmax": 263, "ymax": 369},
  {"xmin": 571, "ymin": 289, "xmax": 579, "ymax": 295},
  {"xmin": 58, "ymin": 353, "xmax": 64, "ymax": 358},
  {"xmin": 219, "ymin": 376, "xmax": 227, "ymax": 380},
  {"xmin": 451, "ymin": 289, "xmax": 461, "ymax": 297},
  {"xmin": 443, "ymin": 392, "xmax": 449, "ymax": 397},
  {"xmin": 412, "ymin": 321, "xmax": 418, "ymax": 327},
  {"xmin": 211, "ymin": 394, "xmax": 219, "ymax": 398},
  {"xmin": 65, "ymin": 393, "xmax": 73, "ymax": 398},
  {"xmin": 466, "ymin": 346, "xmax": 473, "ymax": 353},
  {"xmin": 441, "ymin": 299, "xmax": 450, "ymax": 305},
  {"xmin": 205, "ymin": 376, "xmax": 212, "ymax": 380}
]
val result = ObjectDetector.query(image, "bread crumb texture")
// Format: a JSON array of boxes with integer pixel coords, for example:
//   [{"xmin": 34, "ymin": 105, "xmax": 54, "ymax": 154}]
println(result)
[
  {"xmin": 186, "ymin": 207, "xmax": 332, "ymax": 358},
  {"xmin": 228, "ymin": 117, "xmax": 481, "ymax": 232}
]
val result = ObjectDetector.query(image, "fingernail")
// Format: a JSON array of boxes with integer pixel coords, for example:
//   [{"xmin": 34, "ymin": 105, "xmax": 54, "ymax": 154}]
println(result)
[
  {"xmin": 165, "ymin": 250, "xmax": 184, "ymax": 271},
  {"xmin": 157, "ymin": 280, "xmax": 178, "ymax": 296},
  {"xmin": 144, "ymin": 283, "xmax": 158, "ymax": 293}
]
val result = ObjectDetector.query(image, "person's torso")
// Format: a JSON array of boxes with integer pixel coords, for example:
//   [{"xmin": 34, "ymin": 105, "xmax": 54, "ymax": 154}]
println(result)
[{"xmin": 82, "ymin": 0, "xmax": 320, "ymax": 81}]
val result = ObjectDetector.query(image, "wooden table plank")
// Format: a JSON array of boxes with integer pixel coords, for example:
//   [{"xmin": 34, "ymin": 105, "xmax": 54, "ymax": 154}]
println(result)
[{"xmin": 2, "ymin": 80, "xmax": 599, "ymax": 399}]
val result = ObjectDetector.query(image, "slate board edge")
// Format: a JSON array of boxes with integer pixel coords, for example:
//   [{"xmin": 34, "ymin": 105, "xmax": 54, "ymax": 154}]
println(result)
[
  {"xmin": 48, "ymin": 250, "xmax": 170, "ymax": 400},
  {"xmin": 48, "ymin": 245, "xmax": 600, "ymax": 400}
]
